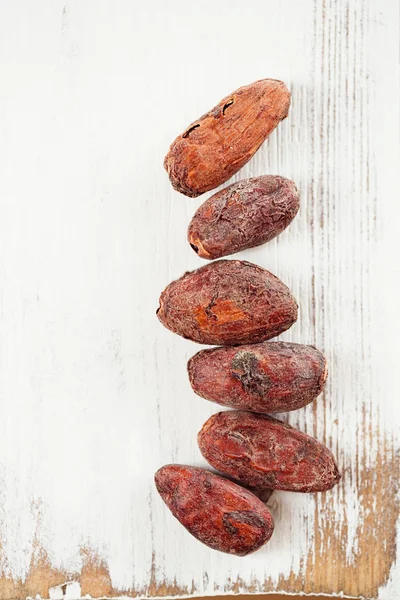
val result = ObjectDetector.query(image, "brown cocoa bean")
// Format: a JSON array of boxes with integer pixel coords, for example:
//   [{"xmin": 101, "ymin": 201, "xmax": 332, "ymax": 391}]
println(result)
[
  {"xmin": 188, "ymin": 342, "xmax": 327, "ymax": 413},
  {"xmin": 188, "ymin": 176, "xmax": 300, "ymax": 259},
  {"xmin": 157, "ymin": 260, "xmax": 298, "ymax": 346},
  {"xmin": 154, "ymin": 464, "xmax": 274, "ymax": 555},
  {"xmin": 164, "ymin": 79, "xmax": 290, "ymax": 197},
  {"xmin": 198, "ymin": 411, "xmax": 341, "ymax": 493}
]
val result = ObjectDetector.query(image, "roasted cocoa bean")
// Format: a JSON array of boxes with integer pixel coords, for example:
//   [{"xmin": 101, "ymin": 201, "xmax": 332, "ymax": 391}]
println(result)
[
  {"xmin": 157, "ymin": 260, "xmax": 298, "ymax": 345},
  {"xmin": 154, "ymin": 464, "xmax": 274, "ymax": 555},
  {"xmin": 188, "ymin": 176, "xmax": 300, "ymax": 259},
  {"xmin": 164, "ymin": 79, "xmax": 290, "ymax": 197},
  {"xmin": 198, "ymin": 411, "xmax": 341, "ymax": 493},
  {"xmin": 188, "ymin": 342, "xmax": 327, "ymax": 413}
]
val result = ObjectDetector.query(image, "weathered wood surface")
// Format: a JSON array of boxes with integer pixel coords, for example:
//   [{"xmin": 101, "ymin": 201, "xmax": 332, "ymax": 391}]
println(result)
[{"xmin": 0, "ymin": 1, "xmax": 399, "ymax": 599}]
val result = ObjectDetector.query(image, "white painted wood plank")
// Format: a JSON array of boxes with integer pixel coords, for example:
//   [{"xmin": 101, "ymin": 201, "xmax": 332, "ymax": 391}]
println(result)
[{"xmin": 0, "ymin": 1, "xmax": 399, "ymax": 598}]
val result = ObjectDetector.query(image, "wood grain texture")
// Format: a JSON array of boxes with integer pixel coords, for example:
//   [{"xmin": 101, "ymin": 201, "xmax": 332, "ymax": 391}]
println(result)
[{"xmin": 0, "ymin": 0, "xmax": 399, "ymax": 599}]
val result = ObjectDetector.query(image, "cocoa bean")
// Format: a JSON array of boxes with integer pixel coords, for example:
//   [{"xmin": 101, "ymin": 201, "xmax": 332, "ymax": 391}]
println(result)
[
  {"xmin": 164, "ymin": 79, "xmax": 290, "ymax": 197},
  {"xmin": 154, "ymin": 464, "xmax": 274, "ymax": 555},
  {"xmin": 188, "ymin": 342, "xmax": 327, "ymax": 413},
  {"xmin": 198, "ymin": 411, "xmax": 341, "ymax": 492},
  {"xmin": 188, "ymin": 176, "xmax": 299, "ymax": 259},
  {"xmin": 157, "ymin": 260, "xmax": 298, "ymax": 345}
]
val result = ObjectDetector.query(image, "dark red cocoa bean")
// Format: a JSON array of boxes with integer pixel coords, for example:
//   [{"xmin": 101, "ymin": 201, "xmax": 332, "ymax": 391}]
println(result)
[
  {"xmin": 154, "ymin": 464, "xmax": 274, "ymax": 556},
  {"xmin": 198, "ymin": 411, "xmax": 341, "ymax": 493},
  {"xmin": 188, "ymin": 176, "xmax": 300, "ymax": 259},
  {"xmin": 164, "ymin": 79, "xmax": 290, "ymax": 197},
  {"xmin": 157, "ymin": 260, "xmax": 298, "ymax": 346},
  {"xmin": 188, "ymin": 342, "xmax": 327, "ymax": 413}
]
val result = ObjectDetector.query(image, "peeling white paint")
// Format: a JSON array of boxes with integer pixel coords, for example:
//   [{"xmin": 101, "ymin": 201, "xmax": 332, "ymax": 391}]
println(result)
[
  {"xmin": 379, "ymin": 505, "xmax": 400, "ymax": 600},
  {"xmin": 49, "ymin": 582, "xmax": 81, "ymax": 600}
]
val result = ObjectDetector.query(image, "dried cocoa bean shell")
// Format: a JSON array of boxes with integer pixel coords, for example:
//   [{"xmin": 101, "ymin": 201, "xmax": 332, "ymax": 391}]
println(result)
[
  {"xmin": 188, "ymin": 342, "xmax": 327, "ymax": 413},
  {"xmin": 157, "ymin": 260, "xmax": 298, "ymax": 346},
  {"xmin": 188, "ymin": 176, "xmax": 300, "ymax": 259},
  {"xmin": 154, "ymin": 464, "xmax": 274, "ymax": 556},
  {"xmin": 164, "ymin": 79, "xmax": 290, "ymax": 197},
  {"xmin": 198, "ymin": 411, "xmax": 341, "ymax": 493}
]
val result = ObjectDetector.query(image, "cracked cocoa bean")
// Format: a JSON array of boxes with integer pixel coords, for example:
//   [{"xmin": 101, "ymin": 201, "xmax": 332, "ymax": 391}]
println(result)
[
  {"xmin": 154, "ymin": 464, "xmax": 274, "ymax": 555},
  {"xmin": 164, "ymin": 79, "xmax": 290, "ymax": 197},
  {"xmin": 188, "ymin": 342, "xmax": 327, "ymax": 413},
  {"xmin": 198, "ymin": 411, "xmax": 341, "ymax": 493},
  {"xmin": 157, "ymin": 260, "xmax": 298, "ymax": 346},
  {"xmin": 188, "ymin": 176, "xmax": 300, "ymax": 259}
]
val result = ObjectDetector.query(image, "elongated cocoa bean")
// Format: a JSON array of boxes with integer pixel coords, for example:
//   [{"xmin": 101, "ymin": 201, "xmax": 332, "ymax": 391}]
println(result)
[
  {"xmin": 157, "ymin": 260, "xmax": 298, "ymax": 345},
  {"xmin": 164, "ymin": 79, "xmax": 290, "ymax": 197},
  {"xmin": 198, "ymin": 411, "xmax": 341, "ymax": 492},
  {"xmin": 188, "ymin": 176, "xmax": 300, "ymax": 259},
  {"xmin": 188, "ymin": 342, "xmax": 327, "ymax": 413},
  {"xmin": 154, "ymin": 464, "xmax": 274, "ymax": 555}
]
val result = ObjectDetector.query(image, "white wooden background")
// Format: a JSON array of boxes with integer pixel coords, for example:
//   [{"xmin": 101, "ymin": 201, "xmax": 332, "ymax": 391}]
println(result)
[{"xmin": 0, "ymin": 1, "xmax": 399, "ymax": 599}]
